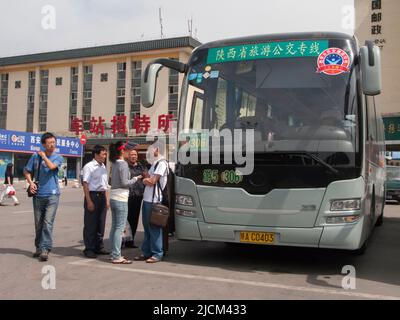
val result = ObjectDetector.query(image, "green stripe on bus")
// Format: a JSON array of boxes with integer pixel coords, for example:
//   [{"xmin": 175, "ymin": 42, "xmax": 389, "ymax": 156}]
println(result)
[{"xmin": 207, "ymin": 40, "xmax": 329, "ymax": 64}]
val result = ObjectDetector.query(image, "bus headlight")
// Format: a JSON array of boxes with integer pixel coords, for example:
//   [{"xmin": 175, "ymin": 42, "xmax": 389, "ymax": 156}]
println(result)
[
  {"xmin": 330, "ymin": 199, "xmax": 361, "ymax": 211},
  {"xmin": 326, "ymin": 215, "xmax": 360, "ymax": 224},
  {"xmin": 176, "ymin": 195, "xmax": 194, "ymax": 206}
]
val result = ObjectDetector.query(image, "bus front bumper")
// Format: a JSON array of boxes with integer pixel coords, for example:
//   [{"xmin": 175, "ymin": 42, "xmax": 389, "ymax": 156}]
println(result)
[{"xmin": 175, "ymin": 215, "xmax": 366, "ymax": 250}]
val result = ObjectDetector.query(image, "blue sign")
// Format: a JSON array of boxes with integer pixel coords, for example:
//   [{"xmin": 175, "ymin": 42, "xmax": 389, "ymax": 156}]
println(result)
[{"xmin": 0, "ymin": 130, "xmax": 83, "ymax": 157}]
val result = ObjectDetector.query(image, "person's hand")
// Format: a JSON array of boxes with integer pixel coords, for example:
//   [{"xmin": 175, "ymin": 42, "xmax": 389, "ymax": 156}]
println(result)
[
  {"xmin": 143, "ymin": 178, "xmax": 151, "ymax": 186},
  {"xmin": 29, "ymin": 182, "xmax": 37, "ymax": 194},
  {"xmin": 87, "ymin": 201, "xmax": 95, "ymax": 212},
  {"xmin": 106, "ymin": 201, "xmax": 110, "ymax": 210},
  {"xmin": 37, "ymin": 151, "xmax": 46, "ymax": 159},
  {"xmin": 136, "ymin": 175, "xmax": 143, "ymax": 180}
]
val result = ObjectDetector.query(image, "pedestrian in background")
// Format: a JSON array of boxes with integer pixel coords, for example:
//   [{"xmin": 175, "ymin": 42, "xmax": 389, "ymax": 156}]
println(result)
[
  {"xmin": 0, "ymin": 163, "xmax": 19, "ymax": 206},
  {"xmin": 82, "ymin": 145, "xmax": 110, "ymax": 259},
  {"xmin": 24, "ymin": 132, "xmax": 64, "ymax": 262},
  {"xmin": 108, "ymin": 141, "xmax": 142, "ymax": 264}
]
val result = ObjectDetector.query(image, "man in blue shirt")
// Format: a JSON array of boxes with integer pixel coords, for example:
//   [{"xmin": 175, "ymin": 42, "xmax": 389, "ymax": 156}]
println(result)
[{"xmin": 24, "ymin": 132, "xmax": 64, "ymax": 262}]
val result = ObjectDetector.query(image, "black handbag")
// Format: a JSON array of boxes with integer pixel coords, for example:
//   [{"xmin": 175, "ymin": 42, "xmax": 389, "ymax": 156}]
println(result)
[
  {"xmin": 27, "ymin": 157, "xmax": 41, "ymax": 198},
  {"xmin": 149, "ymin": 162, "xmax": 170, "ymax": 228}
]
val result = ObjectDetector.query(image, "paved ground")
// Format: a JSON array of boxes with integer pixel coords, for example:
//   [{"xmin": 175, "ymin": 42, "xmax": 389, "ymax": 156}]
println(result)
[{"xmin": 0, "ymin": 183, "xmax": 399, "ymax": 300}]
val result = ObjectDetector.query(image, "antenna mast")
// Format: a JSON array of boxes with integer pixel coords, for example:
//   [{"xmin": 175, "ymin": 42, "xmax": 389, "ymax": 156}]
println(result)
[{"xmin": 159, "ymin": 7, "xmax": 165, "ymax": 39}]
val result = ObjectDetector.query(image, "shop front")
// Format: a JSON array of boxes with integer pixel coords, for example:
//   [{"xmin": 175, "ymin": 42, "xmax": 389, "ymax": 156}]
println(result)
[{"xmin": 0, "ymin": 129, "xmax": 83, "ymax": 181}]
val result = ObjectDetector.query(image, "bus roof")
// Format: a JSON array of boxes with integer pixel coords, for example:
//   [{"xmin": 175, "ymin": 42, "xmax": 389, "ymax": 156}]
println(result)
[{"xmin": 196, "ymin": 32, "xmax": 356, "ymax": 51}]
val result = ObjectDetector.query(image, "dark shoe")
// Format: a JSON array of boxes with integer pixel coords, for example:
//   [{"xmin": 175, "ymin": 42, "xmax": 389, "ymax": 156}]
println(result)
[
  {"xmin": 124, "ymin": 241, "xmax": 138, "ymax": 248},
  {"xmin": 84, "ymin": 250, "xmax": 98, "ymax": 259},
  {"xmin": 33, "ymin": 249, "xmax": 41, "ymax": 258},
  {"xmin": 95, "ymin": 249, "xmax": 110, "ymax": 255},
  {"xmin": 39, "ymin": 250, "xmax": 49, "ymax": 262}
]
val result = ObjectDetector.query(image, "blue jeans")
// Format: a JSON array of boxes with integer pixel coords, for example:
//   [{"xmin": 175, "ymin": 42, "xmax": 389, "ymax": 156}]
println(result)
[
  {"xmin": 109, "ymin": 199, "xmax": 128, "ymax": 260},
  {"xmin": 141, "ymin": 201, "xmax": 163, "ymax": 260},
  {"xmin": 33, "ymin": 195, "xmax": 60, "ymax": 252}
]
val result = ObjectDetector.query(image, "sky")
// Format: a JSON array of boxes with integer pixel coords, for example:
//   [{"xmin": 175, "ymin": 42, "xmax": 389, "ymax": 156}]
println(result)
[{"xmin": 0, "ymin": 0, "xmax": 357, "ymax": 58}]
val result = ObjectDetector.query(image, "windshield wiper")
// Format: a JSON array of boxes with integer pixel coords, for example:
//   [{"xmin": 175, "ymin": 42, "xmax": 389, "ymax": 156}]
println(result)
[{"xmin": 271, "ymin": 151, "xmax": 340, "ymax": 175}]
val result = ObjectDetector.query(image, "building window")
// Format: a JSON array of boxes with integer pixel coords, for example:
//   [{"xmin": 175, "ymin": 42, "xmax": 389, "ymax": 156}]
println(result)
[
  {"xmin": 15, "ymin": 81, "xmax": 21, "ymax": 89},
  {"xmin": 101, "ymin": 73, "xmax": 108, "ymax": 82},
  {"xmin": 82, "ymin": 65, "xmax": 93, "ymax": 130},
  {"xmin": 131, "ymin": 60, "xmax": 142, "ymax": 122},
  {"xmin": 56, "ymin": 77, "xmax": 63, "ymax": 86},
  {"xmin": 116, "ymin": 62, "xmax": 126, "ymax": 116},
  {"xmin": 38, "ymin": 70, "xmax": 49, "ymax": 132},
  {"xmin": 0, "ymin": 73, "xmax": 9, "ymax": 129},
  {"xmin": 26, "ymin": 71, "xmax": 35, "ymax": 132}
]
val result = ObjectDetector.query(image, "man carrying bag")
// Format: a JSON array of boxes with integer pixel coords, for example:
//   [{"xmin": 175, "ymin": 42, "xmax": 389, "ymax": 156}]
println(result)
[{"xmin": 134, "ymin": 141, "xmax": 168, "ymax": 263}]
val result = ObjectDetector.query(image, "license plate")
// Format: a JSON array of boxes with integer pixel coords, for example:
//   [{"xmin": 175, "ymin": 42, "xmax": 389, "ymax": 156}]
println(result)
[{"xmin": 240, "ymin": 232, "xmax": 275, "ymax": 245}]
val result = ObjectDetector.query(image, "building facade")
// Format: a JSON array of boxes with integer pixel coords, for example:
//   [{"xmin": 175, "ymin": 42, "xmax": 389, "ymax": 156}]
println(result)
[
  {"xmin": 355, "ymin": 0, "xmax": 400, "ymax": 151},
  {"xmin": 0, "ymin": 37, "xmax": 201, "ymax": 178}
]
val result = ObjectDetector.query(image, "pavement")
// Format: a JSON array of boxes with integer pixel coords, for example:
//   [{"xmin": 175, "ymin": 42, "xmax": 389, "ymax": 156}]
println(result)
[{"xmin": 0, "ymin": 183, "xmax": 400, "ymax": 300}]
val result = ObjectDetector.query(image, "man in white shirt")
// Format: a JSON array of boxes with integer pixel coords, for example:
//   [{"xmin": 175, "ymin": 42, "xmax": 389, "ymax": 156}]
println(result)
[{"xmin": 82, "ymin": 145, "xmax": 110, "ymax": 259}]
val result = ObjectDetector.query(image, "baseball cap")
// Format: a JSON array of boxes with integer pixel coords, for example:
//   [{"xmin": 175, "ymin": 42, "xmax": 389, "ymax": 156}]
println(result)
[{"xmin": 124, "ymin": 141, "xmax": 138, "ymax": 150}]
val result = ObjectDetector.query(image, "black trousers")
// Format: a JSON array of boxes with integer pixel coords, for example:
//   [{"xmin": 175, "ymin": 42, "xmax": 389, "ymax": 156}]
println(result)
[
  {"xmin": 83, "ymin": 192, "xmax": 107, "ymax": 253},
  {"xmin": 127, "ymin": 195, "xmax": 143, "ymax": 243}
]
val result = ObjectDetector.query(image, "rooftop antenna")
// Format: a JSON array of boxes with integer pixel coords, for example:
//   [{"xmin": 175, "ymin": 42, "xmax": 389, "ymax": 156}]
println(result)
[
  {"xmin": 188, "ymin": 16, "xmax": 193, "ymax": 37},
  {"xmin": 159, "ymin": 7, "xmax": 165, "ymax": 39}
]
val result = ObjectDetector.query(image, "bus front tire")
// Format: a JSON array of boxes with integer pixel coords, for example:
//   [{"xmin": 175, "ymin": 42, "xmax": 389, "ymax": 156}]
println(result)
[{"xmin": 375, "ymin": 212, "xmax": 383, "ymax": 227}]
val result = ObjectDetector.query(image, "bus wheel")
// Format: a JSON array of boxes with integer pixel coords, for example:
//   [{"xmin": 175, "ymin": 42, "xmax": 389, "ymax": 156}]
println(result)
[
  {"xmin": 375, "ymin": 196, "xmax": 384, "ymax": 227},
  {"xmin": 375, "ymin": 212, "xmax": 383, "ymax": 227}
]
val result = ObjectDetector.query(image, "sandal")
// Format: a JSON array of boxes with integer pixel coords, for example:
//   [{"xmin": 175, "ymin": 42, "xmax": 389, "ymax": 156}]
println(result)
[
  {"xmin": 146, "ymin": 256, "xmax": 161, "ymax": 264},
  {"xmin": 111, "ymin": 258, "xmax": 132, "ymax": 264},
  {"xmin": 134, "ymin": 254, "xmax": 150, "ymax": 261}
]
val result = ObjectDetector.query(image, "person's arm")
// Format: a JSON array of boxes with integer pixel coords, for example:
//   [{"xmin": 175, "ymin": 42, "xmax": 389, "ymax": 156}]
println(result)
[
  {"xmin": 143, "ymin": 161, "xmax": 167, "ymax": 186},
  {"xmin": 105, "ymin": 190, "xmax": 110, "ymax": 210},
  {"xmin": 82, "ymin": 166, "xmax": 95, "ymax": 212},
  {"xmin": 83, "ymin": 182, "xmax": 95, "ymax": 212},
  {"xmin": 143, "ymin": 174, "xmax": 161, "ymax": 186},
  {"xmin": 118, "ymin": 162, "xmax": 142, "ymax": 188},
  {"xmin": 23, "ymin": 155, "xmax": 37, "ymax": 194},
  {"xmin": 37, "ymin": 151, "xmax": 58, "ymax": 170}
]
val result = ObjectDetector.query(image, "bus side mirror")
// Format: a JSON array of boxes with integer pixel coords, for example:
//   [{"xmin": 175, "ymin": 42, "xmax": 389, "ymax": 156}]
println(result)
[
  {"xmin": 141, "ymin": 63, "xmax": 163, "ymax": 108},
  {"xmin": 360, "ymin": 41, "xmax": 382, "ymax": 96}
]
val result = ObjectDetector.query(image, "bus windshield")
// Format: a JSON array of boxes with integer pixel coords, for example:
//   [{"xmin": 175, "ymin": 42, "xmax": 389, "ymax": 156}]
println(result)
[{"xmin": 182, "ymin": 39, "xmax": 360, "ymax": 168}]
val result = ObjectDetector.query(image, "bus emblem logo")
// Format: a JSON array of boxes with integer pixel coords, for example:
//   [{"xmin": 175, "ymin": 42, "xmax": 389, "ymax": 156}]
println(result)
[{"xmin": 316, "ymin": 48, "xmax": 350, "ymax": 75}]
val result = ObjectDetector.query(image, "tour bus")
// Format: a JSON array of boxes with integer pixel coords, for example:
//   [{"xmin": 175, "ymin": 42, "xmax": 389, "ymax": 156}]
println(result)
[{"xmin": 142, "ymin": 32, "xmax": 385, "ymax": 254}]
